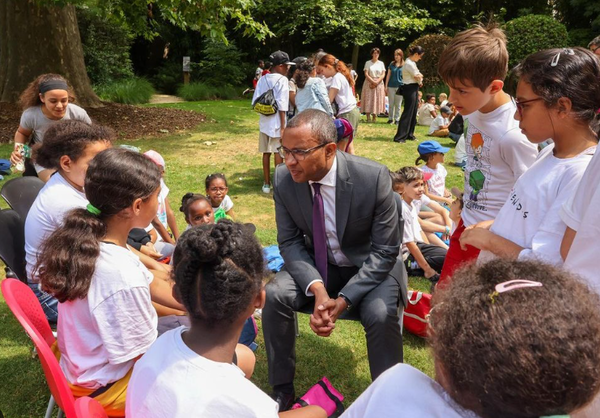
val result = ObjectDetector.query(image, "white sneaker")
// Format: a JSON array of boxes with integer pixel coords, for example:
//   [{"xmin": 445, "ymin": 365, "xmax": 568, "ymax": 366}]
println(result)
[{"xmin": 262, "ymin": 184, "xmax": 271, "ymax": 193}]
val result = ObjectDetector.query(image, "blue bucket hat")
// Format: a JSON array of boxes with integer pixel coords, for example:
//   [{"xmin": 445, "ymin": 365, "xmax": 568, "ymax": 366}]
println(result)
[{"xmin": 418, "ymin": 140, "xmax": 450, "ymax": 155}]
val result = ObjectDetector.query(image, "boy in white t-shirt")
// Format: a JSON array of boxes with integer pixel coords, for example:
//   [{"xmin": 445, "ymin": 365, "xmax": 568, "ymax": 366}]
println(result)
[
  {"xmin": 436, "ymin": 24, "xmax": 538, "ymax": 283},
  {"xmin": 392, "ymin": 167, "xmax": 447, "ymax": 286},
  {"xmin": 428, "ymin": 106, "xmax": 451, "ymax": 137},
  {"xmin": 252, "ymin": 50, "xmax": 294, "ymax": 194}
]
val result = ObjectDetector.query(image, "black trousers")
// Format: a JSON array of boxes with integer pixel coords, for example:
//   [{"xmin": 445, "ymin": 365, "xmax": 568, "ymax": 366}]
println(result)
[
  {"xmin": 393, "ymin": 83, "xmax": 420, "ymax": 141},
  {"xmin": 262, "ymin": 264, "xmax": 403, "ymax": 388},
  {"xmin": 408, "ymin": 242, "xmax": 447, "ymax": 273}
]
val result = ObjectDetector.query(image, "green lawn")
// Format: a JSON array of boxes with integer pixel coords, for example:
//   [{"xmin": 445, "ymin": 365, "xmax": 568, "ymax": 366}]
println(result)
[{"xmin": 0, "ymin": 99, "xmax": 464, "ymax": 417}]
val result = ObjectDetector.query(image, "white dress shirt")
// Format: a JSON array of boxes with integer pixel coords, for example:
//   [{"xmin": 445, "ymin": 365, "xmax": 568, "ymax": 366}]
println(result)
[{"xmin": 306, "ymin": 157, "xmax": 353, "ymax": 295}]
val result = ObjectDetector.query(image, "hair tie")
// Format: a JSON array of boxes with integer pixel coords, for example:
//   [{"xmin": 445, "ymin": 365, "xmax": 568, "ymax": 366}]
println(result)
[
  {"xmin": 39, "ymin": 80, "xmax": 69, "ymax": 94},
  {"xmin": 489, "ymin": 279, "xmax": 543, "ymax": 304},
  {"xmin": 86, "ymin": 203, "xmax": 101, "ymax": 216}
]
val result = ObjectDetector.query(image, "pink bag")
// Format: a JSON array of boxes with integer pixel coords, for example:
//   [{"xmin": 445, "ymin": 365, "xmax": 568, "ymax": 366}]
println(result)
[
  {"xmin": 291, "ymin": 377, "xmax": 345, "ymax": 417},
  {"xmin": 403, "ymin": 290, "xmax": 431, "ymax": 338}
]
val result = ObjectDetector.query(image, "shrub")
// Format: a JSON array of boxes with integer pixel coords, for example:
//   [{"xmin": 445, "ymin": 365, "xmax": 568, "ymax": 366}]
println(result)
[
  {"xmin": 192, "ymin": 40, "xmax": 248, "ymax": 87},
  {"xmin": 177, "ymin": 82, "xmax": 243, "ymax": 101},
  {"xmin": 408, "ymin": 34, "xmax": 453, "ymax": 88},
  {"xmin": 95, "ymin": 78, "xmax": 155, "ymax": 104},
  {"xmin": 77, "ymin": 7, "xmax": 134, "ymax": 86},
  {"xmin": 152, "ymin": 62, "xmax": 184, "ymax": 95},
  {"xmin": 504, "ymin": 15, "xmax": 569, "ymax": 68}
]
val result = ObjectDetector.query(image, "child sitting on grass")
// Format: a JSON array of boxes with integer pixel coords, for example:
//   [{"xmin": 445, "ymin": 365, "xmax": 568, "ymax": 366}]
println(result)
[
  {"xmin": 181, "ymin": 193, "xmax": 215, "ymax": 228},
  {"xmin": 416, "ymin": 140, "xmax": 453, "ymax": 206},
  {"xmin": 126, "ymin": 221, "xmax": 326, "ymax": 418},
  {"xmin": 428, "ymin": 106, "xmax": 451, "ymax": 138},
  {"xmin": 417, "ymin": 93, "xmax": 437, "ymax": 126},
  {"xmin": 392, "ymin": 167, "xmax": 447, "ymax": 285},
  {"xmin": 341, "ymin": 259, "xmax": 600, "ymax": 418},
  {"xmin": 205, "ymin": 173, "xmax": 235, "ymax": 219}
]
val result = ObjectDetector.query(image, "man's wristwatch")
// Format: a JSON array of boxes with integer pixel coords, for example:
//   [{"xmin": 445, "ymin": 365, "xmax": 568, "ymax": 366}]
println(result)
[{"xmin": 339, "ymin": 294, "xmax": 353, "ymax": 312}]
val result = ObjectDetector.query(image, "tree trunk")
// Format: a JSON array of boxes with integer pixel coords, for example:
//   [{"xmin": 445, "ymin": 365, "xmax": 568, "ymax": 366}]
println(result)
[
  {"xmin": 352, "ymin": 44, "xmax": 360, "ymax": 72},
  {"xmin": 0, "ymin": 0, "xmax": 101, "ymax": 107}
]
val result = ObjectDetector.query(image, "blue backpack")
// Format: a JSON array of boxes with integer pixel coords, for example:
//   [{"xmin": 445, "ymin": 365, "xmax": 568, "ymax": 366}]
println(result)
[{"xmin": 0, "ymin": 159, "xmax": 11, "ymax": 175}]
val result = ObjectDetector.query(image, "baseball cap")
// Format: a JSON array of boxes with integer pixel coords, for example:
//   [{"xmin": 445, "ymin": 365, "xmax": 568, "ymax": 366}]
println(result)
[
  {"xmin": 269, "ymin": 51, "xmax": 294, "ymax": 67},
  {"xmin": 440, "ymin": 106, "xmax": 452, "ymax": 114},
  {"xmin": 144, "ymin": 150, "xmax": 165, "ymax": 169},
  {"xmin": 418, "ymin": 140, "xmax": 450, "ymax": 155}
]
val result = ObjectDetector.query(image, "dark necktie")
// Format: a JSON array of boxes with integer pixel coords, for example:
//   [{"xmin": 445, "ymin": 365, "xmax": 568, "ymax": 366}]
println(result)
[{"xmin": 312, "ymin": 183, "xmax": 328, "ymax": 285}]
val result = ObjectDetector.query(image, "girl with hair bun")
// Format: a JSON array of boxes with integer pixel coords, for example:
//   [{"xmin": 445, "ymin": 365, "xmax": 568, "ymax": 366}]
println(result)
[
  {"xmin": 343, "ymin": 259, "xmax": 600, "ymax": 418},
  {"xmin": 127, "ymin": 221, "xmax": 326, "ymax": 418},
  {"xmin": 25, "ymin": 119, "xmax": 113, "ymax": 323},
  {"xmin": 36, "ymin": 148, "xmax": 184, "ymax": 417},
  {"xmin": 10, "ymin": 73, "xmax": 92, "ymax": 181}
]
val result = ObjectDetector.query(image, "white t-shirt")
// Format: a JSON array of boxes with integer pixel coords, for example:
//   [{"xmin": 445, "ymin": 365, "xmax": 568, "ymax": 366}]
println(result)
[
  {"xmin": 561, "ymin": 148, "xmax": 600, "ymax": 294},
  {"xmin": 126, "ymin": 327, "xmax": 279, "ymax": 418},
  {"xmin": 417, "ymin": 103, "xmax": 436, "ymax": 126},
  {"xmin": 340, "ymin": 363, "xmax": 480, "ymax": 418},
  {"xmin": 156, "ymin": 178, "xmax": 169, "ymax": 228},
  {"xmin": 57, "ymin": 243, "xmax": 157, "ymax": 389},
  {"xmin": 363, "ymin": 60, "xmax": 386, "ymax": 79},
  {"xmin": 479, "ymin": 144, "xmax": 595, "ymax": 265},
  {"xmin": 401, "ymin": 195, "xmax": 431, "ymax": 250},
  {"xmin": 421, "ymin": 164, "xmax": 447, "ymax": 198},
  {"xmin": 25, "ymin": 172, "xmax": 88, "ymax": 283},
  {"xmin": 455, "ymin": 134, "xmax": 467, "ymax": 164},
  {"xmin": 462, "ymin": 101, "xmax": 538, "ymax": 226},
  {"xmin": 251, "ymin": 73, "xmax": 289, "ymax": 138},
  {"xmin": 329, "ymin": 72, "xmax": 357, "ymax": 115},
  {"xmin": 429, "ymin": 115, "xmax": 449, "ymax": 134},
  {"xmin": 212, "ymin": 194, "xmax": 234, "ymax": 213}
]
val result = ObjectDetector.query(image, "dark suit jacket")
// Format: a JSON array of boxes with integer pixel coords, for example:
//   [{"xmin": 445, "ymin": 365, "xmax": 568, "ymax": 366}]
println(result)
[{"xmin": 274, "ymin": 151, "xmax": 407, "ymax": 306}]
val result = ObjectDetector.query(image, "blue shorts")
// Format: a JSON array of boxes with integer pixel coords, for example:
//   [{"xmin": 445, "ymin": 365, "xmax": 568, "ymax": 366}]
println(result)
[{"xmin": 28, "ymin": 282, "xmax": 58, "ymax": 324}]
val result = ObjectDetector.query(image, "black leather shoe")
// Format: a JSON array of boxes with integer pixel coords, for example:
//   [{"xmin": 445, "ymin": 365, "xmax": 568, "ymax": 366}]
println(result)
[
  {"xmin": 393, "ymin": 138, "xmax": 406, "ymax": 143},
  {"xmin": 270, "ymin": 390, "xmax": 296, "ymax": 411}
]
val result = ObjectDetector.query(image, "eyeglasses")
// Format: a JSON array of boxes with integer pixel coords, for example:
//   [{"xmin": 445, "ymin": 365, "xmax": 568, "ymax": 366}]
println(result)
[
  {"xmin": 277, "ymin": 143, "xmax": 327, "ymax": 161},
  {"xmin": 209, "ymin": 187, "xmax": 227, "ymax": 193},
  {"xmin": 514, "ymin": 97, "xmax": 544, "ymax": 118}
]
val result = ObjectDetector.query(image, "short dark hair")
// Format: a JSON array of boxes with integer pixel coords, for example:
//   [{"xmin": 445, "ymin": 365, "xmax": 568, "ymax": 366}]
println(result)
[
  {"xmin": 394, "ymin": 166, "xmax": 423, "ymax": 184},
  {"xmin": 425, "ymin": 93, "xmax": 436, "ymax": 101},
  {"xmin": 180, "ymin": 192, "xmax": 211, "ymax": 223},
  {"xmin": 172, "ymin": 221, "xmax": 265, "ymax": 327},
  {"xmin": 205, "ymin": 173, "xmax": 228, "ymax": 190},
  {"xmin": 370, "ymin": 47, "xmax": 381, "ymax": 56},
  {"xmin": 408, "ymin": 45, "xmax": 424, "ymax": 56},
  {"xmin": 438, "ymin": 23, "xmax": 508, "ymax": 91},
  {"xmin": 34, "ymin": 120, "xmax": 114, "ymax": 169},
  {"xmin": 431, "ymin": 259, "xmax": 600, "ymax": 418},
  {"xmin": 287, "ymin": 109, "xmax": 336, "ymax": 145}
]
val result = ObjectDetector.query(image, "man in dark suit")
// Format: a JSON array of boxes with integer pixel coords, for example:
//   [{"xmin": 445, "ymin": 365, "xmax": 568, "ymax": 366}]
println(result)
[{"xmin": 263, "ymin": 109, "xmax": 407, "ymax": 410}]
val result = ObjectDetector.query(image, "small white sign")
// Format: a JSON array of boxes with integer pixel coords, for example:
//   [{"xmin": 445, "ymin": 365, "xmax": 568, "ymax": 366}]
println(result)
[{"xmin": 183, "ymin": 56, "xmax": 191, "ymax": 72}]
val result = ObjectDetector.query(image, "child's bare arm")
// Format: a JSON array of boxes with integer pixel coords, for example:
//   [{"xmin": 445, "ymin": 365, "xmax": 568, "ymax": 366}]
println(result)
[
  {"xmin": 405, "ymin": 241, "xmax": 437, "ymax": 278},
  {"xmin": 165, "ymin": 197, "xmax": 180, "ymax": 241},
  {"xmin": 152, "ymin": 217, "xmax": 176, "ymax": 244},
  {"xmin": 424, "ymin": 183, "xmax": 452, "ymax": 205},
  {"xmin": 226, "ymin": 208, "xmax": 236, "ymax": 219},
  {"xmin": 429, "ymin": 201, "xmax": 452, "ymax": 228}
]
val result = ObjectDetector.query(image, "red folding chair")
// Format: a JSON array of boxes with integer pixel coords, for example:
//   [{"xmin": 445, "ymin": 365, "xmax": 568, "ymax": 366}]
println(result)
[
  {"xmin": 74, "ymin": 397, "xmax": 108, "ymax": 418},
  {"xmin": 1, "ymin": 278, "xmax": 77, "ymax": 418}
]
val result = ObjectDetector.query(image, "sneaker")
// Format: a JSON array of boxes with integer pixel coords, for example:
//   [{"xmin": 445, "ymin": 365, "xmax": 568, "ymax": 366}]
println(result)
[
  {"xmin": 387, "ymin": 119, "xmax": 394, "ymax": 124},
  {"xmin": 262, "ymin": 184, "xmax": 271, "ymax": 193}
]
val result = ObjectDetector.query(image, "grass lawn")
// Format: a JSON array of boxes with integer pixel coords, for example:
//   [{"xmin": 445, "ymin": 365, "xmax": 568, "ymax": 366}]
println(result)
[{"xmin": 0, "ymin": 99, "xmax": 464, "ymax": 417}]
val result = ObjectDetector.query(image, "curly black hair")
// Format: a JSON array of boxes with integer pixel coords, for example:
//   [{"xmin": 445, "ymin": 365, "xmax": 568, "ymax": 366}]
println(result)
[
  {"xmin": 172, "ymin": 220, "xmax": 265, "ymax": 327},
  {"xmin": 430, "ymin": 259, "xmax": 600, "ymax": 418},
  {"xmin": 205, "ymin": 173, "xmax": 228, "ymax": 190},
  {"xmin": 34, "ymin": 120, "xmax": 115, "ymax": 169}
]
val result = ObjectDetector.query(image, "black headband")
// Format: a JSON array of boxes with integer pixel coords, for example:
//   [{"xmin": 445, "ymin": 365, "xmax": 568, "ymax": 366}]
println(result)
[{"xmin": 39, "ymin": 80, "xmax": 69, "ymax": 94}]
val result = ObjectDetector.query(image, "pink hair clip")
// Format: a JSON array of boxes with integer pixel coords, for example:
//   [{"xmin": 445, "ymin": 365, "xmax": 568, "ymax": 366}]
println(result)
[
  {"xmin": 596, "ymin": 107, "xmax": 600, "ymax": 114},
  {"xmin": 489, "ymin": 279, "xmax": 543, "ymax": 304}
]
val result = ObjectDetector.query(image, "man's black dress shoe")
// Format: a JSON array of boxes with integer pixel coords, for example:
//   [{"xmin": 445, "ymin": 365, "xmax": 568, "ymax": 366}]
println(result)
[{"xmin": 270, "ymin": 390, "xmax": 296, "ymax": 411}]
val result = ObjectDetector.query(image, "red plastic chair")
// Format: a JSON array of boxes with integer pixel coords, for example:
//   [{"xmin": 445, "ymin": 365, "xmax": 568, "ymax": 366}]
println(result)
[
  {"xmin": 74, "ymin": 397, "xmax": 108, "ymax": 418},
  {"xmin": 1, "ymin": 278, "xmax": 77, "ymax": 418}
]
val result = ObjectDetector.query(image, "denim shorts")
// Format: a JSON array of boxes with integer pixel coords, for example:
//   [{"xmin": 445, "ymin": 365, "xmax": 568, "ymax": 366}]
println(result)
[{"xmin": 28, "ymin": 282, "xmax": 58, "ymax": 324}]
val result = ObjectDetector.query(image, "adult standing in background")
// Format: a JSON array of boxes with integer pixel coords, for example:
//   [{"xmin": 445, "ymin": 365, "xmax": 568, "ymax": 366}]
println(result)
[
  {"xmin": 385, "ymin": 49, "xmax": 404, "ymax": 125},
  {"xmin": 393, "ymin": 46, "xmax": 424, "ymax": 143},
  {"xmin": 362, "ymin": 48, "xmax": 386, "ymax": 123}
]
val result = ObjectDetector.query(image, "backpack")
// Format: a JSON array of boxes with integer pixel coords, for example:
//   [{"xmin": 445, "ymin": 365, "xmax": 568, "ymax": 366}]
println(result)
[
  {"xmin": 0, "ymin": 159, "xmax": 10, "ymax": 175},
  {"xmin": 253, "ymin": 75, "xmax": 283, "ymax": 116}
]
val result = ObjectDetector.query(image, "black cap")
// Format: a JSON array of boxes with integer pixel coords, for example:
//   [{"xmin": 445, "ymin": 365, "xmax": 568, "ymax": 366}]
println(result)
[{"xmin": 269, "ymin": 50, "xmax": 294, "ymax": 67}]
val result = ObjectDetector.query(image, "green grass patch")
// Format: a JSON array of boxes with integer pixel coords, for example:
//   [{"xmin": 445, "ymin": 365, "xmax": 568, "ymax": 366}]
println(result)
[
  {"xmin": 177, "ymin": 82, "xmax": 242, "ymax": 101},
  {"xmin": 95, "ymin": 77, "xmax": 155, "ymax": 104},
  {"xmin": 0, "ymin": 99, "xmax": 464, "ymax": 417}
]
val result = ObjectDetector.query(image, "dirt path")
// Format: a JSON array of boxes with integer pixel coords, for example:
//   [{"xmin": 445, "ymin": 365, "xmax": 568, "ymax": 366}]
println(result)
[{"xmin": 149, "ymin": 94, "xmax": 184, "ymax": 104}]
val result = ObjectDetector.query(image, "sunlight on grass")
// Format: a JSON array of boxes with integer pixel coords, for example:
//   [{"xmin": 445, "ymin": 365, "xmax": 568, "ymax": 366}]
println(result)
[{"xmin": 0, "ymin": 99, "xmax": 464, "ymax": 416}]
